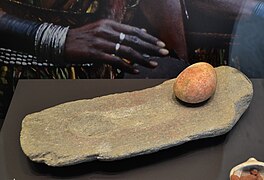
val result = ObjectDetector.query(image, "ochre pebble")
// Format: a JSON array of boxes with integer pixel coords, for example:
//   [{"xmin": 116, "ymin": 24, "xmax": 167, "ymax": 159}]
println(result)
[{"xmin": 173, "ymin": 62, "xmax": 217, "ymax": 104}]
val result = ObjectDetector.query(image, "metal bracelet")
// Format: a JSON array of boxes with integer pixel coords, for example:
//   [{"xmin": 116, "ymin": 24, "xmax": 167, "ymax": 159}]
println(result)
[
  {"xmin": 253, "ymin": 1, "xmax": 264, "ymax": 18},
  {"xmin": 34, "ymin": 23, "xmax": 70, "ymax": 65},
  {"xmin": 54, "ymin": 26, "xmax": 69, "ymax": 64},
  {"xmin": 34, "ymin": 23, "xmax": 48, "ymax": 60}
]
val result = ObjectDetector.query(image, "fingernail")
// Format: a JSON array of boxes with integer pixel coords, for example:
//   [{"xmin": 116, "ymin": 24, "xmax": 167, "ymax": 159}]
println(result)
[
  {"xmin": 141, "ymin": 28, "xmax": 147, "ymax": 32},
  {"xmin": 159, "ymin": 48, "xmax": 169, "ymax": 56},
  {"xmin": 157, "ymin": 41, "xmax": 166, "ymax": 48},
  {"xmin": 133, "ymin": 69, "xmax": 140, "ymax": 74},
  {"xmin": 149, "ymin": 61, "xmax": 158, "ymax": 67}
]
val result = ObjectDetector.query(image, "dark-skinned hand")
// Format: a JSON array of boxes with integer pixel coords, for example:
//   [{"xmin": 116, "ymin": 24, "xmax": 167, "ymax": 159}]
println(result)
[{"xmin": 64, "ymin": 19, "xmax": 169, "ymax": 74}]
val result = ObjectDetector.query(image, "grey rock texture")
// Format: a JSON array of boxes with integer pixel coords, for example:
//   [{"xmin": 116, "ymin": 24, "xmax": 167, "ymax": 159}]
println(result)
[{"xmin": 20, "ymin": 66, "xmax": 253, "ymax": 167}]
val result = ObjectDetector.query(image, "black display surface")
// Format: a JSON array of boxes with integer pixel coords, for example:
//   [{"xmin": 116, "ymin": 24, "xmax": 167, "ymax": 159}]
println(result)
[{"xmin": 0, "ymin": 79, "xmax": 264, "ymax": 180}]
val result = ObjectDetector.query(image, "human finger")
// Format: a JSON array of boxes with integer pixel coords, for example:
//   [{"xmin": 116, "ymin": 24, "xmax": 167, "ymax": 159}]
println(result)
[
  {"xmin": 98, "ymin": 53, "xmax": 139, "ymax": 74},
  {"xmin": 95, "ymin": 40, "xmax": 157, "ymax": 68},
  {"xmin": 109, "ymin": 20, "xmax": 166, "ymax": 47},
  {"xmin": 115, "ymin": 44, "xmax": 158, "ymax": 68},
  {"xmin": 93, "ymin": 28, "xmax": 168, "ymax": 56},
  {"xmin": 122, "ymin": 34, "xmax": 169, "ymax": 56}
]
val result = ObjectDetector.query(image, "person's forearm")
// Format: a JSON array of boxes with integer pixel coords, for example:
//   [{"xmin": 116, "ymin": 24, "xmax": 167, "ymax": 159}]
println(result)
[
  {"xmin": 140, "ymin": 0, "xmax": 188, "ymax": 61},
  {"xmin": 0, "ymin": 9, "xmax": 40, "ymax": 54},
  {"xmin": 0, "ymin": 10, "xmax": 69, "ymax": 64}
]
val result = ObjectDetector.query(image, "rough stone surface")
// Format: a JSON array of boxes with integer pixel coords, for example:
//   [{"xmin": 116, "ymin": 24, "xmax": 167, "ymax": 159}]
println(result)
[{"xmin": 20, "ymin": 66, "xmax": 253, "ymax": 167}]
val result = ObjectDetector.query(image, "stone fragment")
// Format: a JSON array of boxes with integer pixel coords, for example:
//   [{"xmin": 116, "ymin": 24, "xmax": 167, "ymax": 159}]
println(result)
[{"xmin": 20, "ymin": 66, "xmax": 253, "ymax": 167}]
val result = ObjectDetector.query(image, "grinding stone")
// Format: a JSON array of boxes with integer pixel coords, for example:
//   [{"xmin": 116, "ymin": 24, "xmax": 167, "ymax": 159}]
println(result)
[{"xmin": 20, "ymin": 66, "xmax": 253, "ymax": 167}]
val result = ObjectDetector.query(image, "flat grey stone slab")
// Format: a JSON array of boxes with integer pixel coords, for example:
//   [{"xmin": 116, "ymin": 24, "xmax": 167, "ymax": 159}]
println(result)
[{"xmin": 20, "ymin": 66, "xmax": 253, "ymax": 167}]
